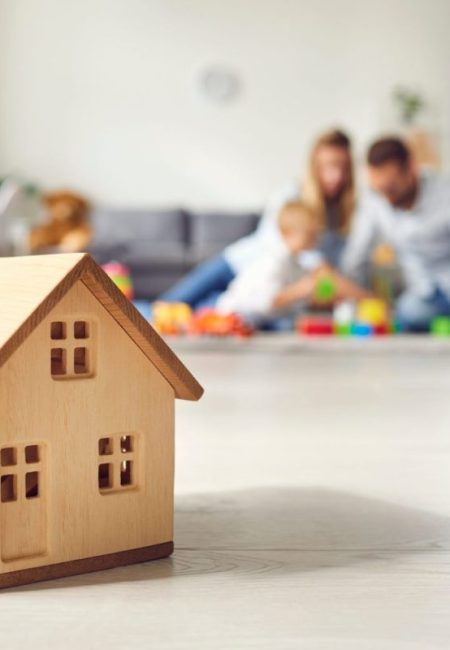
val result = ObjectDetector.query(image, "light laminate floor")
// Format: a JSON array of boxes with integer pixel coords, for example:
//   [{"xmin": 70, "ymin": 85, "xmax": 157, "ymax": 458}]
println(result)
[{"xmin": 1, "ymin": 337, "xmax": 450, "ymax": 649}]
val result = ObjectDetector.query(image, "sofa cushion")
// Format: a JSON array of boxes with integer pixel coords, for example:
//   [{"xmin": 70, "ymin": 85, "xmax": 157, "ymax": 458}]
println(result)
[
  {"xmin": 87, "ymin": 207, "xmax": 261, "ymax": 300},
  {"xmin": 188, "ymin": 212, "xmax": 260, "ymax": 262},
  {"xmin": 90, "ymin": 207, "xmax": 189, "ymax": 246},
  {"xmin": 132, "ymin": 268, "xmax": 189, "ymax": 300}
]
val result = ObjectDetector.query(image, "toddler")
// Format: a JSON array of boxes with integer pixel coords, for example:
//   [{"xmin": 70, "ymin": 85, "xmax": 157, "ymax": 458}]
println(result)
[{"xmin": 216, "ymin": 201, "xmax": 369, "ymax": 326}]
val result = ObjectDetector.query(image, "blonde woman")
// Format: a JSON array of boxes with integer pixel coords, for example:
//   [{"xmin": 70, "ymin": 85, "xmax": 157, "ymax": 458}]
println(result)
[
  {"xmin": 159, "ymin": 129, "xmax": 355, "ymax": 308},
  {"xmin": 301, "ymin": 129, "xmax": 355, "ymax": 257}
]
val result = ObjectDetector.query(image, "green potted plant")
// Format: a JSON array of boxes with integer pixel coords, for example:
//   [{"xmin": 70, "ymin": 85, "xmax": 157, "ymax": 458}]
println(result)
[
  {"xmin": 393, "ymin": 86, "xmax": 425, "ymax": 126},
  {"xmin": 392, "ymin": 86, "xmax": 439, "ymax": 169}
]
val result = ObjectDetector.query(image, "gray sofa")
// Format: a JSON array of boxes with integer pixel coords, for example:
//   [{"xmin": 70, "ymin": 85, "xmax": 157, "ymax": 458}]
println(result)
[{"xmin": 88, "ymin": 208, "xmax": 260, "ymax": 300}]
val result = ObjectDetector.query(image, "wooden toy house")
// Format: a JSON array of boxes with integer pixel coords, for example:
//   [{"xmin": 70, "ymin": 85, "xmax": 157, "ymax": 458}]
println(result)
[{"xmin": 0, "ymin": 253, "xmax": 203, "ymax": 588}]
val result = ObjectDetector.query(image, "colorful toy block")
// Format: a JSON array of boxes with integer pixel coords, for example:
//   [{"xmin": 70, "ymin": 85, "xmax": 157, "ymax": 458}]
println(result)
[
  {"xmin": 152, "ymin": 302, "xmax": 192, "ymax": 335},
  {"xmin": 373, "ymin": 323, "xmax": 390, "ymax": 336},
  {"xmin": 101, "ymin": 261, "xmax": 134, "ymax": 300},
  {"xmin": 356, "ymin": 298, "xmax": 388, "ymax": 327},
  {"xmin": 188, "ymin": 309, "xmax": 253, "ymax": 338},
  {"xmin": 333, "ymin": 301, "xmax": 356, "ymax": 326},
  {"xmin": 334, "ymin": 323, "xmax": 352, "ymax": 336},
  {"xmin": 430, "ymin": 316, "xmax": 450, "ymax": 336},
  {"xmin": 298, "ymin": 317, "xmax": 334, "ymax": 336},
  {"xmin": 351, "ymin": 322, "xmax": 374, "ymax": 337}
]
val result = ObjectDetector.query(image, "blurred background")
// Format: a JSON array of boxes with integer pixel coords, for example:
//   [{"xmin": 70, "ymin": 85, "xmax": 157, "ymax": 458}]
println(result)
[
  {"xmin": 1, "ymin": 0, "xmax": 449, "ymax": 206},
  {"xmin": 0, "ymin": 0, "xmax": 449, "ymax": 301},
  {"xmin": 2, "ymin": 4, "xmax": 450, "ymax": 644}
]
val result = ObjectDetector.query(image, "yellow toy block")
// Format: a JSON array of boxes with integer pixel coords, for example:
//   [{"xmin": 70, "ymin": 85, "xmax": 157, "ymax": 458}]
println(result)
[{"xmin": 357, "ymin": 298, "xmax": 388, "ymax": 326}]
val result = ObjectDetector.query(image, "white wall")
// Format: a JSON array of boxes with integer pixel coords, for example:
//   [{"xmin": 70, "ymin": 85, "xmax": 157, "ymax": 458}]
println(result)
[{"xmin": 1, "ymin": 0, "xmax": 449, "ymax": 209}]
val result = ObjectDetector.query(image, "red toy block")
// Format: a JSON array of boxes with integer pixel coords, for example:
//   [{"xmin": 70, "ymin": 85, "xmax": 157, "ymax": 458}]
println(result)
[
  {"xmin": 373, "ymin": 323, "xmax": 390, "ymax": 336},
  {"xmin": 297, "ymin": 317, "xmax": 334, "ymax": 336}
]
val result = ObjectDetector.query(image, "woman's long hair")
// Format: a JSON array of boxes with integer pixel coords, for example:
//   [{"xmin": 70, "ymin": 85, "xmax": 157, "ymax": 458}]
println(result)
[{"xmin": 301, "ymin": 129, "xmax": 355, "ymax": 234}]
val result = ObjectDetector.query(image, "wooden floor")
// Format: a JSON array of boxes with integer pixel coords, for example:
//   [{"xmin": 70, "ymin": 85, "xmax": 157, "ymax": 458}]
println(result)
[{"xmin": 2, "ymin": 336, "xmax": 450, "ymax": 649}]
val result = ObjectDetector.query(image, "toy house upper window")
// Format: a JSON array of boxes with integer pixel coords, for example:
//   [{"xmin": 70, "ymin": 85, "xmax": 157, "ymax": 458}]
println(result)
[{"xmin": 50, "ymin": 320, "xmax": 94, "ymax": 379}]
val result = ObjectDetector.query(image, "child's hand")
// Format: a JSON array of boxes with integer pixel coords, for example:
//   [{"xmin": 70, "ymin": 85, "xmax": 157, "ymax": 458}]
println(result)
[
  {"xmin": 271, "ymin": 274, "xmax": 316, "ymax": 310},
  {"xmin": 293, "ymin": 274, "xmax": 317, "ymax": 297}
]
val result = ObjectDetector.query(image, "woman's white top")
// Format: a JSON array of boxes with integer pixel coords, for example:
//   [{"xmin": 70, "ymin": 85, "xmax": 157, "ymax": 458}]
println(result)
[{"xmin": 223, "ymin": 180, "xmax": 299, "ymax": 273}]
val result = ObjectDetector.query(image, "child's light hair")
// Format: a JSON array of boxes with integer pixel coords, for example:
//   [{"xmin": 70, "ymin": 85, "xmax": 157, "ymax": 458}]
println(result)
[{"xmin": 277, "ymin": 200, "xmax": 319, "ymax": 239}]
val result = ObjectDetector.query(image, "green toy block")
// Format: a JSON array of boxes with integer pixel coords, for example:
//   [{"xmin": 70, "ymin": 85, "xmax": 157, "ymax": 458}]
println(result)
[
  {"xmin": 315, "ymin": 276, "xmax": 336, "ymax": 302},
  {"xmin": 334, "ymin": 323, "xmax": 352, "ymax": 336},
  {"xmin": 430, "ymin": 316, "xmax": 450, "ymax": 336}
]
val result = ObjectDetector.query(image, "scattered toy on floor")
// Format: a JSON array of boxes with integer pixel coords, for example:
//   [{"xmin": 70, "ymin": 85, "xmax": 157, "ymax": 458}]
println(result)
[
  {"xmin": 333, "ymin": 301, "xmax": 356, "ymax": 335},
  {"xmin": 101, "ymin": 261, "xmax": 134, "ymax": 300},
  {"xmin": 430, "ymin": 316, "xmax": 450, "ymax": 336},
  {"xmin": 351, "ymin": 322, "xmax": 374, "ymax": 337},
  {"xmin": 145, "ymin": 297, "xmax": 449, "ymax": 338},
  {"xmin": 149, "ymin": 303, "xmax": 253, "ymax": 337},
  {"xmin": 356, "ymin": 298, "xmax": 389, "ymax": 327},
  {"xmin": 298, "ymin": 297, "xmax": 393, "ymax": 337},
  {"xmin": 152, "ymin": 301, "xmax": 192, "ymax": 335},
  {"xmin": 297, "ymin": 316, "xmax": 334, "ymax": 336},
  {"xmin": 188, "ymin": 308, "xmax": 254, "ymax": 338}
]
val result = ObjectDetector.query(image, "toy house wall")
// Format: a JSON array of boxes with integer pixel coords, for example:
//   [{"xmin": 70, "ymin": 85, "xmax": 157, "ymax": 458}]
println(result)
[{"xmin": 0, "ymin": 280, "xmax": 175, "ymax": 573}]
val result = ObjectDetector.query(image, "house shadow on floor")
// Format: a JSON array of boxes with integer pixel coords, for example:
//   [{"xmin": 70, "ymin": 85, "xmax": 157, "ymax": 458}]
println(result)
[{"xmin": 9, "ymin": 487, "xmax": 450, "ymax": 591}]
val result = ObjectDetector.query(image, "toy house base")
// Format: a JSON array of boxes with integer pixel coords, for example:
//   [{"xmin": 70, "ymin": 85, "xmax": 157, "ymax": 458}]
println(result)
[{"xmin": 0, "ymin": 541, "xmax": 174, "ymax": 589}]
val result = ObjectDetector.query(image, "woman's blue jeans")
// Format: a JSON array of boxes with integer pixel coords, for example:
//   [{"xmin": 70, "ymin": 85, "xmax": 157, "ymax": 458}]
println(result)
[{"xmin": 158, "ymin": 255, "xmax": 235, "ymax": 309}]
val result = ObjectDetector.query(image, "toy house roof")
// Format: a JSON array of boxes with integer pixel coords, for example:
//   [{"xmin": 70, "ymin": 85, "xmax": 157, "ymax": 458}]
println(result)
[{"xmin": 0, "ymin": 253, "xmax": 203, "ymax": 401}]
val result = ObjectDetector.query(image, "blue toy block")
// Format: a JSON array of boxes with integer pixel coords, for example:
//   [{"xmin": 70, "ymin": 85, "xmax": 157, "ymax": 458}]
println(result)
[{"xmin": 351, "ymin": 322, "xmax": 374, "ymax": 337}]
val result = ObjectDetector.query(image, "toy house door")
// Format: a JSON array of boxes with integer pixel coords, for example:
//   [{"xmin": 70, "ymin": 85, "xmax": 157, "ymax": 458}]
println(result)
[{"xmin": 0, "ymin": 443, "xmax": 47, "ymax": 562}]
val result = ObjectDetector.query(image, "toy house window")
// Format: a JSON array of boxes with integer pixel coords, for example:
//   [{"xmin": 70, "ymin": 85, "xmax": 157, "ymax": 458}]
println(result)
[
  {"xmin": 50, "ymin": 319, "xmax": 94, "ymax": 379},
  {"xmin": 0, "ymin": 444, "xmax": 43, "ymax": 503},
  {"xmin": 1, "ymin": 475, "xmax": 16, "ymax": 502},
  {"xmin": 98, "ymin": 434, "xmax": 136, "ymax": 493},
  {"xmin": 51, "ymin": 322, "xmax": 66, "ymax": 340},
  {"xmin": 1, "ymin": 447, "xmax": 17, "ymax": 467}
]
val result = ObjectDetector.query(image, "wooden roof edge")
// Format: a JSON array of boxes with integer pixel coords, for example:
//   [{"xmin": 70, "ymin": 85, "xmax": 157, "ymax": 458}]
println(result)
[
  {"xmin": 80, "ymin": 256, "xmax": 203, "ymax": 401},
  {"xmin": 0, "ymin": 254, "xmax": 88, "ymax": 370},
  {"xmin": 0, "ymin": 253, "xmax": 203, "ymax": 402}
]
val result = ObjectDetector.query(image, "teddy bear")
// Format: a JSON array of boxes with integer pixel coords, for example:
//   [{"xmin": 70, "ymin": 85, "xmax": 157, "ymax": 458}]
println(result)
[{"xmin": 29, "ymin": 190, "xmax": 92, "ymax": 253}]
